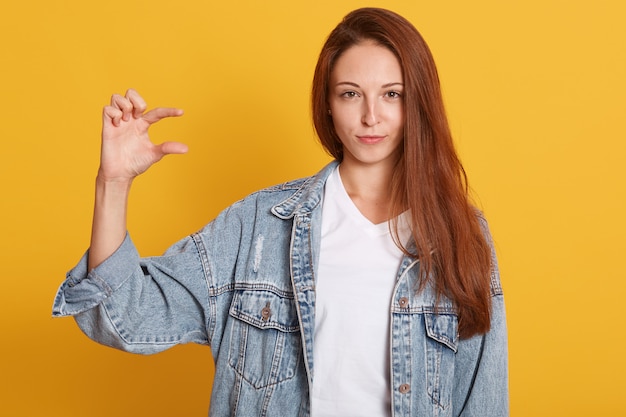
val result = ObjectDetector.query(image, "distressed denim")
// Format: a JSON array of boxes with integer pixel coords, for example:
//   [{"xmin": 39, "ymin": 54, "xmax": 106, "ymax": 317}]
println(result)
[{"xmin": 52, "ymin": 161, "xmax": 508, "ymax": 416}]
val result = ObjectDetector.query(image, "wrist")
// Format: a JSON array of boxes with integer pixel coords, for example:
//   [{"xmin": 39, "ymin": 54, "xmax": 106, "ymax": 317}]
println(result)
[
  {"xmin": 94, "ymin": 175, "xmax": 133, "ymax": 201},
  {"xmin": 95, "ymin": 170, "xmax": 134, "ymax": 187}
]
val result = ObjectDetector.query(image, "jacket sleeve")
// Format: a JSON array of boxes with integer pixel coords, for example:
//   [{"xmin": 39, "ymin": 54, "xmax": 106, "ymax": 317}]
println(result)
[
  {"xmin": 453, "ymin": 293, "xmax": 509, "ymax": 416},
  {"xmin": 453, "ymin": 216, "xmax": 509, "ymax": 416},
  {"xmin": 51, "ymin": 232, "xmax": 213, "ymax": 354}
]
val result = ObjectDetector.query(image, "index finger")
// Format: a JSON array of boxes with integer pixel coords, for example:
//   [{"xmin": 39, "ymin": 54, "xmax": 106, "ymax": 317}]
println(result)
[{"xmin": 142, "ymin": 107, "xmax": 184, "ymax": 124}]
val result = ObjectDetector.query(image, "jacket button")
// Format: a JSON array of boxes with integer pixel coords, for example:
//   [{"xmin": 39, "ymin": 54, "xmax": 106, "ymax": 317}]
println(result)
[
  {"xmin": 261, "ymin": 302, "xmax": 271, "ymax": 322},
  {"xmin": 399, "ymin": 383, "xmax": 410, "ymax": 394},
  {"xmin": 398, "ymin": 297, "xmax": 409, "ymax": 308}
]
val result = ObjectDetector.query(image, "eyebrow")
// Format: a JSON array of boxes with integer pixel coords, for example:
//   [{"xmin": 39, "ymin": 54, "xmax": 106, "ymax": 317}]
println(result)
[{"xmin": 334, "ymin": 81, "xmax": 404, "ymax": 88}]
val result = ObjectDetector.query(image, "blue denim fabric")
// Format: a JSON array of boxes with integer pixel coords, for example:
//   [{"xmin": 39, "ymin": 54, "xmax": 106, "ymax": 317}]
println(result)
[{"xmin": 52, "ymin": 161, "xmax": 508, "ymax": 416}]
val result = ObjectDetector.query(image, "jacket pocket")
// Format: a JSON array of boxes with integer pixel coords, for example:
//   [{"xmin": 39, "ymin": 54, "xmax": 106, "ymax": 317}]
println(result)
[
  {"xmin": 227, "ymin": 289, "xmax": 302, "ymax": 389},
  {"xmin": 424, "ymin": 312, "xmax": 458, "ymax": 411}
]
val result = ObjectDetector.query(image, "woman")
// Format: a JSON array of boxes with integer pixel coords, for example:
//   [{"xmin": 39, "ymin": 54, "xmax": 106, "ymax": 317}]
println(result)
[{"xmin": 53, "ymin": 7, "xmax": 508, "ymax": 417}]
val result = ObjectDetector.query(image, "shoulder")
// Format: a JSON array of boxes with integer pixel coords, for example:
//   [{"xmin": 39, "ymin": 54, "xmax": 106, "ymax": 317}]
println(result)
[
  {"xmin": 251, "ymin": 176, "xmax": 313, "ymax": 198},
  {"xmin": 229, "ymin": 174, "xmax": 316, "ymax": 213},
  {"xmin": 225, "ymin": 161, "xmax": 338, "ymax": 218}
]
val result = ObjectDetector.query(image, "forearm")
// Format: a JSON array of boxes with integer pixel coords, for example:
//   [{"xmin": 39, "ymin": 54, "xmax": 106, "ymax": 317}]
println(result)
[{"xmin": 88, "ymin": 176, "xmax": 132, "ymax": 270}]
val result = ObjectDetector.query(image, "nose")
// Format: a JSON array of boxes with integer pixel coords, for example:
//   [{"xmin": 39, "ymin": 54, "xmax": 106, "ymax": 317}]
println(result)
[{"xmin": 361, "ymin": 99, "xmax": 379, "ymax": 126}]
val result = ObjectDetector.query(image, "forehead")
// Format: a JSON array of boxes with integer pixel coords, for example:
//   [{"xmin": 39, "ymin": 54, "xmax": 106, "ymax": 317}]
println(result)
[{"xmin": 331, "ymin": 41, "xmax": 402, "ymax": 83}]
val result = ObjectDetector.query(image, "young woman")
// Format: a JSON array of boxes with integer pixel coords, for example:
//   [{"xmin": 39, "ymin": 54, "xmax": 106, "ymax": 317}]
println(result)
[{"xmin": 53, "ymin": 7, "xmax": 508, "ymax": 417}]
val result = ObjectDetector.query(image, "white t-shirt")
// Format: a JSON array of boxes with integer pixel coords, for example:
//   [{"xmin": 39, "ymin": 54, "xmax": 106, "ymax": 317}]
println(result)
[{"xmin": 311, "ymin": 167, "xmax": 409, "ymax": 417}]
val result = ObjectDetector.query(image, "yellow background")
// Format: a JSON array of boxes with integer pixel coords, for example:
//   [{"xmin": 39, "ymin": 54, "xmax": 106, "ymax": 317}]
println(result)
[{"xmin": 1, "ymin": 0, "xmax": 624, "ymax": 415}]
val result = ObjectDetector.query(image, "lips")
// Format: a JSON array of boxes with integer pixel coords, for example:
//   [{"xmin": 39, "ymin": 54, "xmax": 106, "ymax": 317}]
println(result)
[{"xmin": 356, "ymin": 135, "xmax": 386, "ymax": 144}]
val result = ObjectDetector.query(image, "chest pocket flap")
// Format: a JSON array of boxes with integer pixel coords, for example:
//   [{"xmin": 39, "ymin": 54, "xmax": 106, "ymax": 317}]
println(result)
[
  {"xmin": 424, "ymin": 313, "xmax": 459, "ymax": 352},
  {"xmin": 229, "ymin": 289, "xmax": 300, "ymax": 332}
]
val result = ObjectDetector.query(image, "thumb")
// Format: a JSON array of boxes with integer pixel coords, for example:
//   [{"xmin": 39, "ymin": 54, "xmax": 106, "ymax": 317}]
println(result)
[{"xmin": 158, "ymin": 141, "xmax": 189, "ymax": 156}]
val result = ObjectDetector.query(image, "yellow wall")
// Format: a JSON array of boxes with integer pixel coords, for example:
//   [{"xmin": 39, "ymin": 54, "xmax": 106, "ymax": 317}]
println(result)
[{"xmin": 1, "ymin": 0, "xmax": 624, "ymax": 415}]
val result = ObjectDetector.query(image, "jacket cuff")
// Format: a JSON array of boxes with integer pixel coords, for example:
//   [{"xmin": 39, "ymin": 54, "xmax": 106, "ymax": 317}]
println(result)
[{"xmin": 51, "ymin": 233, "xmax": 140, "ymax": 317}]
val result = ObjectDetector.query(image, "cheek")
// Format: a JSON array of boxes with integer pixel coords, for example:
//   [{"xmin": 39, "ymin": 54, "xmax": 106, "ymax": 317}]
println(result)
[
  {"xmin": 390, "ymin": 105, "xmax": 404, "ymax": 121},
  {"xmin": 330, "ymin": 111, "xmax": 355, "ymax": 135},
  {"xmin": 331, "ymin": 119, "xmax": 349, "ymax": 144},
  {"xmin": 393, "ymin": 110, "xmax": 405, "ymax": 132}
]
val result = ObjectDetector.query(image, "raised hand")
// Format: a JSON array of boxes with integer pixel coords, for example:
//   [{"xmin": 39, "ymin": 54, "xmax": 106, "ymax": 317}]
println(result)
[
  {"xmin": 88, "ymin": 89, "xmax": 187, "ymax": 270},
  {"xmin": 99, "ymin": 89, "xmax": 187, "ymax": 182}
]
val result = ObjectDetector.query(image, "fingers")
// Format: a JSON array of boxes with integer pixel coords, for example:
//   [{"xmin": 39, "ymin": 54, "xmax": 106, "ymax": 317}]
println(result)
[
  {"xmin": 104, "ymin": 92, "xmax": 135, "ymax": 127},
  {"xmin": 109, "ymin": 92, "xmax": 133, "ymax": 122},
  {"xmin": 103, "ymin": 105, "xmax": 123, "ymax": 127},
  {"xmin": 109, "ymin": 88, "xmax": 146, "ymax": 121},
  {"xmin": 102, "ymin": 89, "xmax": 183, "ymax": 127}
]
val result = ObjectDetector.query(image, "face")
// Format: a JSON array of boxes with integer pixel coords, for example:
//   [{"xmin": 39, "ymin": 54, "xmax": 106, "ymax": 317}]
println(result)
[{"xmin": 328, "ymin": 41, "xmax": 404, "ymax": 170}]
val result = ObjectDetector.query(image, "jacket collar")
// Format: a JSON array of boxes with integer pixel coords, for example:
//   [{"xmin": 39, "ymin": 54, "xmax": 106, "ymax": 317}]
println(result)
[{"xmin": 271, "ymin": 161, "xmax": 339, "ymax": 219}]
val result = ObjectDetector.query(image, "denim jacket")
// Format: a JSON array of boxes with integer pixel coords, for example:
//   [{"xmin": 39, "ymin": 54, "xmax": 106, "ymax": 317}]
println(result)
[{"xmin": 52, "ymin": 161, "xmax": 508, "ymax": 416}]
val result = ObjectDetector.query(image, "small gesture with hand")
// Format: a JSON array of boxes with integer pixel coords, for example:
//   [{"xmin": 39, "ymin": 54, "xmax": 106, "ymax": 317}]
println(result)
[{"xmin": 99, "ymin": 88, "xmax": 187, "ymax": 182}]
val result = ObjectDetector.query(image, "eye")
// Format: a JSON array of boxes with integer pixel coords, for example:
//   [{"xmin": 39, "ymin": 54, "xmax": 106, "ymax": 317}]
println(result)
[
  {"xmin": 341, "ymin": 91, "xmax": 359, "ymax": 98},
  {"xmin": 385, "ymin": 90, "xmax": 402, "ymax": 99}
]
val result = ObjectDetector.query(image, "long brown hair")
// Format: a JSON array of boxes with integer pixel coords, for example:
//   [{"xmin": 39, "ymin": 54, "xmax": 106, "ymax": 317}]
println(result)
[{"xmin": 312, "ymin": 7, "xmax": 493, "ymax": 338}]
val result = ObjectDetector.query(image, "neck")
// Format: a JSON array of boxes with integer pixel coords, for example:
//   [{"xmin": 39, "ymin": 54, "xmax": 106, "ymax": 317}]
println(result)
[{"xmin": 338, "ymin": 160, "xmax": 397, "ymax": 224}]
